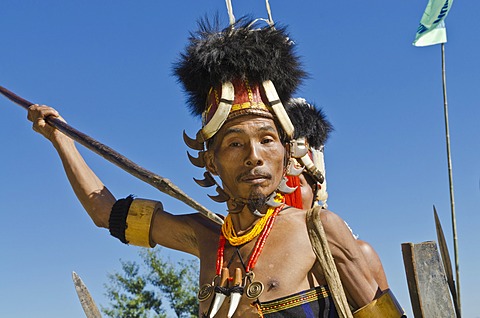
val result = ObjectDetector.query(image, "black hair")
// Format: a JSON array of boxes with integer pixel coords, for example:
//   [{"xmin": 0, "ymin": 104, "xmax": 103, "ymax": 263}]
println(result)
[{"xmin": 285, "ymin": 98, "xmax": 333, "ymax": 148}]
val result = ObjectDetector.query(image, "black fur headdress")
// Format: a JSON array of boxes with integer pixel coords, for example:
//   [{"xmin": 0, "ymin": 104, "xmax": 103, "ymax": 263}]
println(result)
[
  {"xmin": 286, "ymin": 98, "xmax": 333, "ymax": 149},
  {"xmin": 174, "ymin": 18, "xmax": 306, "ymax": 117}
]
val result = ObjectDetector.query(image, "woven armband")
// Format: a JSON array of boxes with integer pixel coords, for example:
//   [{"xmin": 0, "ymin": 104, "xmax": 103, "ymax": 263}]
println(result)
[
  {"xmin": 353, "ymin": 289, "xmax": 406, "ymax": 318},
  {"xmin": 109, "ymin": 196, "xmax": 162, "ymax": 248}
]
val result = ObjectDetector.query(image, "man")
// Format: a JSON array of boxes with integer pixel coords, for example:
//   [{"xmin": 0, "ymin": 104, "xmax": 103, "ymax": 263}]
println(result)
[
  {"xmin": 28, "ymin": 19, "xmax": 402, "ymax": 317},
  {"xmin": 284, "ymin": 97, "xmax": 390, "ymax": 292}
]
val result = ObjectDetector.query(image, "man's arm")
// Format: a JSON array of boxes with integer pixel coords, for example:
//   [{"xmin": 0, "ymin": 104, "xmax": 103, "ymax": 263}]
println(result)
[
  {"xmin": 319, "ymin": 210, "xmax": 379, "ymax": 309},
  {"xmin": 27, "ymin": 105, "xmax": 199, "ymax": 254},
  {"xmin": 28, "ymin": 105, "xmax": 114, "ymax": 227},
  {"xmin": 357, "ymin": 239, "xmax": 389, "ymax": 291}
]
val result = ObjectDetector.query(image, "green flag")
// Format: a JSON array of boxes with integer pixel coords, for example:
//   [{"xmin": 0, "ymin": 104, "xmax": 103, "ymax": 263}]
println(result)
[{"xmin": 413, "ymin": 0, "xmax": 454, "ymax": 47}]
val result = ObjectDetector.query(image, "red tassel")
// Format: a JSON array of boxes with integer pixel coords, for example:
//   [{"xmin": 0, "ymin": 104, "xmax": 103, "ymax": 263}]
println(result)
[{"xmin": 284, "ymin": 175, "xmax": 303, "ymax": 209}]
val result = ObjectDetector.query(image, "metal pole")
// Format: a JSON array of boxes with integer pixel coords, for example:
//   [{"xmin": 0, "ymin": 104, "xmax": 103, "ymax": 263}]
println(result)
[{"xmin": 441, "ymin": 42, "xmax": 461, "ymax": 315}]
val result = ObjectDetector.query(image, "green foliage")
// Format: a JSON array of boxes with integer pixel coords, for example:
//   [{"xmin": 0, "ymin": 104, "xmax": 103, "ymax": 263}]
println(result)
[{"xmin": 102, "ymin": 248, "xmax": 199, "ymax": 318}]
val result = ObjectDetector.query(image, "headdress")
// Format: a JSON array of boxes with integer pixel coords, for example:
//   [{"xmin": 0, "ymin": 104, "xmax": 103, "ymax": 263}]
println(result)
[
  {"xmin": 175, "ymin": 13, "xmax": 307, "ymax": 214},
  {"xmin": 284, "ymin": 98, "xmax": 333, "ymax": 208}
]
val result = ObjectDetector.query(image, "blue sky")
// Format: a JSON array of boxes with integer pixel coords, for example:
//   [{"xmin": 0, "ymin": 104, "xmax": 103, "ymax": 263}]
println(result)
[{"xmin": 1, "ymin": 1, "xmax": 479, "ymax": 317}]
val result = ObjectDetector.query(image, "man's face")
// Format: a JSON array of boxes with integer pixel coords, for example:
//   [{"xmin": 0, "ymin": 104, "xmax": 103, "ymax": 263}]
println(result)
[{"xmin": 206, "ymin": 115, "xmax": 286, "ymax": 202}]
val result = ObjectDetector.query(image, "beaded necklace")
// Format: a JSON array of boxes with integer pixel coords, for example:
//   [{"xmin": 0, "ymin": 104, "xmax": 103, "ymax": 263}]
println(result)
[
  {"xmin": 216, "ymin": 204, "xmax": 283, "ymax": 274},
  {"xmin": 198, "ymin": 196, "xmax": 285, "ymax": 306},
  {"xmin": 221, "ymin": 193, "xmax": 284, "ymax": 246},
  {"xmin": 215, "ymin": 204, "xmax": 284, "ymax": 301}
]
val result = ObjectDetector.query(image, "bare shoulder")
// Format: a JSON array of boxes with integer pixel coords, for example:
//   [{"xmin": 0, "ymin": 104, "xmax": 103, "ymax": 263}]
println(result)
[
  {"xmin": 272, "ymin": 207, "xmax": 314, "ymax": 245},
  {"xmin": 284, "ymin": 206, "xmax": 346, "ymax": 230},
  {"xmin": 311, "ymin": 209, "xmax": 366, "ymax": 260},
  {"xmin": 316, "ymin": 208, "xmax": 347, "ymax": 228},
  {"xmin": 276, "ymin": 206, "xmax": 309, "ymax": 227},
  {"xmin": 276, "ymin": 206, "xmax": 346, "ymax": 230}
]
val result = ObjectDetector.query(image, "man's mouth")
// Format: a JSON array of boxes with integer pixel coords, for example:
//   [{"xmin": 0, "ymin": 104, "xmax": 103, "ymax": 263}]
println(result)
[
  {"xmin": 243, "ymin": 176, "xmax": 267, "ymax": 184},
  {"xmin": 237, "ymin": 171, "xmax": 271, "ymax": 184}
]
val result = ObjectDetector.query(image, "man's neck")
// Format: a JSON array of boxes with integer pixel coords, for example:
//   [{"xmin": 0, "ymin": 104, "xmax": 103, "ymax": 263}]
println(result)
[{"xmin": 229, "ymin": 205, "xmax": 267, "ymax": 234}]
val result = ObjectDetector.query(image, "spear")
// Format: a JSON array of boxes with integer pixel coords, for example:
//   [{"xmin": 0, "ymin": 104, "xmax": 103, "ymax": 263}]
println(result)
[
  {"xmin": 434, "ymin": 205, "xmax": 460, "ymax": 317},
  {"xmin": 413, "ymin": 0, "xmax": 460, "ymax": 311},
  {"xmin": 440, "ymin": 43, "xmax": 460, "ymax": 310},
  {"xmin": 0, "ymin": 85, "xmax": 223, "ymax": 226},
  {"xmin": 72, "ymin": 272, "xmax": 102, "ymax": 318}
]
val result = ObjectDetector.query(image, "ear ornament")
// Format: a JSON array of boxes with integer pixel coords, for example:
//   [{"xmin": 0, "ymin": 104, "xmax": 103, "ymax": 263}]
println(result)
[{"xmin": 194, "ymin": 171, "xmax": 217, "ymax": 188}]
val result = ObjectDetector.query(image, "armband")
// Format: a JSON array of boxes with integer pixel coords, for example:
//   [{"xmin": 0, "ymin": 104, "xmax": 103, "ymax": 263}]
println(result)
[
  {"xmin": 109, "ymin": 196, "xmax": 162, "ymax": 248},
  {"xmin": 353, "ymin": 289, "xmax": 406, "ymax": 318}
]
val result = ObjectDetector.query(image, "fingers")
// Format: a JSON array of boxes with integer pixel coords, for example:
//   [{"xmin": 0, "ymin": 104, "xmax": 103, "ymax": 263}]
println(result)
[
  {"xmin": 27, "ymin": 104, "xmax": 64, "ymax": 140},
  {"xmin": 27, "ymin": 104, "xmax": 59, "ymax": 122}
]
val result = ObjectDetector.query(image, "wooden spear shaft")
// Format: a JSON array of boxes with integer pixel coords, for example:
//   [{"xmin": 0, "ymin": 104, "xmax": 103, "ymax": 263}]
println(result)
[
  {"xmin": 0, "ymin": 85, "xmax": 223, "ymax": 226},
  {"xmin": 441, "ymin": 43, "xmax": 460, "ymax": 314}
]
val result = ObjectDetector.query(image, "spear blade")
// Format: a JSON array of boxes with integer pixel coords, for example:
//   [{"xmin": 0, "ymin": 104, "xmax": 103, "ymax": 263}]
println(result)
[
  {"xmin": 0, "ymin": 85, "xmax": 223, "ymax": 225},
  {"xmin": 433, "ymin": 205, "xmax": 460, "ymax": 317},
  {"xmin": 72, "ymin": 271, "xmax": 102, "ymax": 318}
]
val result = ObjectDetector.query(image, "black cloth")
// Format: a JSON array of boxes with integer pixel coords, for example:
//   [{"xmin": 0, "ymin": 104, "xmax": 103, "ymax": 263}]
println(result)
[{"xmin": 258, "ymin": 285, "xmax": 339, "ymax": 318}]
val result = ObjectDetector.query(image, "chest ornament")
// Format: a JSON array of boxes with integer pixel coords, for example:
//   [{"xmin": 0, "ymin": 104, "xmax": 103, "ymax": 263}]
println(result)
[{"xmin": 200, "ymin": 203, "xmax": 284, "ymax": 317}]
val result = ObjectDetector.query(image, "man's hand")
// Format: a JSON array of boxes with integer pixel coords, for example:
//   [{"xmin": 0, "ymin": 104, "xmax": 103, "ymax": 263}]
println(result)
[{"xmin": 27, "ymin": 104, "xmax": 72, "ymax": 146}]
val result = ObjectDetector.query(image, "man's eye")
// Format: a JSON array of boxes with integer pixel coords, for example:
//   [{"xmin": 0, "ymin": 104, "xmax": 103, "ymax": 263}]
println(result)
[
  {"xmin": 261, "ymin": 138, "xmax": 274, "ymax": 144},
  {"xmin": 230, "ymin": 142, "xmax": 241, "ymax": 147}
]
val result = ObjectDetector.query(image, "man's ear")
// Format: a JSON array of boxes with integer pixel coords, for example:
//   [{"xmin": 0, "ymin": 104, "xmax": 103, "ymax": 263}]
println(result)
[{"xmin": 205, "ymin": 150, "xmax": 218, "ymax": 176}]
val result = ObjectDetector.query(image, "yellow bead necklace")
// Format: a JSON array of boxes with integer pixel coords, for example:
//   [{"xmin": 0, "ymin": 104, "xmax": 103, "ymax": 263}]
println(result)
[{"xmin": 221, "ymin": 193, "xmax": 284, "ymax": 246}]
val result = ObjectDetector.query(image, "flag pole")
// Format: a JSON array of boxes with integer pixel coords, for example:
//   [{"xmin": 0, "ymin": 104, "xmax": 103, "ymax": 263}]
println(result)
[{"xmin": 440, "ymin": 42, "xmax": 461, "ymax": 315}]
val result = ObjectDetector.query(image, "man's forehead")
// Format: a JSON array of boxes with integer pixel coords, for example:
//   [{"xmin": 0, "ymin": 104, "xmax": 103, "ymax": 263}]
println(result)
[{"xmin": 219, "ymin": 116, "xmax": 279, "ymax": 136}]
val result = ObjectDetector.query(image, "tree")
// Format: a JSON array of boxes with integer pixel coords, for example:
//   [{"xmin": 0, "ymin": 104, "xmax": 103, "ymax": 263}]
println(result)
[{"xmin": 102, "ymin": 248, "xmax": 199, "ymax": 318}]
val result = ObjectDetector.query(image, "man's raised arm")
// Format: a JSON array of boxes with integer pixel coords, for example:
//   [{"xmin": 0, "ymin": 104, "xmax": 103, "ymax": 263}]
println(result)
[
  {"xmin": 28, "ymin": 104, "xmax": 115, "ymax": 227},
  {"xmin": 27, "ymin": 105, "xmax": 201, "ymax": 255}
]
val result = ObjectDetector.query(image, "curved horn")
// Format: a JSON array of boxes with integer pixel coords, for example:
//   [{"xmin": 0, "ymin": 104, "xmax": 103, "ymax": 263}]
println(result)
[
  {"xmin": 227, "ymin": 292, "xmax": 242, "ymax": 318},
  {"xmin": 183, "ymin": 130, "xmax": 204, "ymax": 150},
  {"xmin": 286, "ymin": 158, "xmax": 304, "ymax": 176},
  {"xmin": 277, "ymin": 177, "xmax": 297, "ymax": 194},
  {"xmin": 194, "ymin": 171, "xmax": 216, "ymax": 187},
  {"xmin": 208, "ymin": 186, "xmax": 230, "ymax": 203},
  {"xmin": 227, "ymin": 205, "xmax": 243, "ymax": 214},
  {"xmin": 262, "ymin": 80, "xmax": 294, "ymax": 139},
  {"xmin": 266, "ymin": 192, "xmax": 283, "ymax": 207},
  {"xmin": 252, "ymin": 209, "xmax": 265, "ymax": 217},
  {"xmin": 227, "ymin": 268, "xmax": 244, "ymax": 318},
  {"xmin": 201, "ymin": 82, "xmax": 235, "ymax": 140},
  {"xmin": 208, "ymin": 268, "xmax": 230, "ymax": 318},
  {"xmin": 290, "ymin": 138, "xmax": 309, "ymax": 159},
  {"xmin": 227, "ymin": 198, "xmax": 245, "ymax": 214},
  {"xmin": 187, "ymin": 151, "xmax": 206, "ymax": 168},
  {"xmin": 299, "ymin": 154, "xmax": 325, "ymax": 184}
]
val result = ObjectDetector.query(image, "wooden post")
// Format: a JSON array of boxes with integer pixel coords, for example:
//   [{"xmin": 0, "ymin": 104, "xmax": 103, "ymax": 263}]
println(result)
[{"xmin": 402, "ymin": 241, "xmax": 455, "ymax": 318}]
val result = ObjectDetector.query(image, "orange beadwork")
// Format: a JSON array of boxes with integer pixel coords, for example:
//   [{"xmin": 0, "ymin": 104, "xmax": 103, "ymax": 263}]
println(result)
[
  {"xmin": 246, "ymin": 205, "xmax": 282, "ymax": 272},
  {"xmin": 216, "ymin": 235, "xmax": 227, "ymax": 275}
]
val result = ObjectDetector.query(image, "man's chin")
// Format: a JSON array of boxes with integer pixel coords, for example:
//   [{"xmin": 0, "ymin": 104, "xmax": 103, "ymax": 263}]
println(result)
[
  {"xmin": 234, "ymin": 183, "xmax": 277, "ymax": 201},
  {"xmin": 247, "ymin": 192, "xmax": 267, "ymax": 214},
  {"xmin": 247, "ymin": 185, "xmax": 274, "ymax": 198}
]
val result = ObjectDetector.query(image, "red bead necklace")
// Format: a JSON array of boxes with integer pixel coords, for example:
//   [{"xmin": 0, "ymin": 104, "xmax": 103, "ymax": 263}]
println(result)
[{"xmin": 215, "ymin": 204, "xmax": 284, "ymax": 275}]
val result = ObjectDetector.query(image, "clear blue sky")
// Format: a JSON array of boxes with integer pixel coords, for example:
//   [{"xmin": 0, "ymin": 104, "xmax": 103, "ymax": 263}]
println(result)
[{"xmin": 1, "ymin": 1, "xmax": 479, "ymax": 317}]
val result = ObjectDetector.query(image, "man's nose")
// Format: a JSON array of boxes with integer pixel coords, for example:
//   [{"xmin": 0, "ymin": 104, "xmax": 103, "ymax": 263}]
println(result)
[{"xmin": 244, "ymin": 143, "xmax": 264, "ymax": 167}]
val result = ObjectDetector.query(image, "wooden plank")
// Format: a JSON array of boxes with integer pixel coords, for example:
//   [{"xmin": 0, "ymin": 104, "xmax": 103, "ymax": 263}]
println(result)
[{"xmin": 401, "ymin": 241, "xmax": 456, "ymax": 318}]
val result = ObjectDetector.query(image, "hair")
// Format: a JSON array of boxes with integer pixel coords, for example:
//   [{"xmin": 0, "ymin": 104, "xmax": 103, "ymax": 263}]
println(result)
[
  {"xmin": 174, "ymin": 17, "xmax": 307, "ymax": 117},
  {"xmin": 285, "ymin": 98, "xmax": 333, "ymax": 148}
]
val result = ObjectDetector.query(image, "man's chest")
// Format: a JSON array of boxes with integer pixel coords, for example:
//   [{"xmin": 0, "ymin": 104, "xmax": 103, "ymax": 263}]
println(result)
[{"xmin": 198, "ymin": 227, "xmax": 319, "ymax": 302}]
